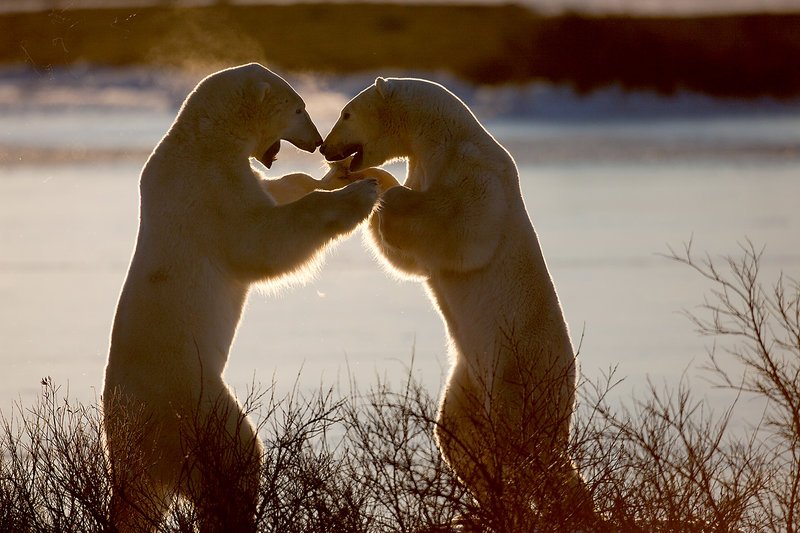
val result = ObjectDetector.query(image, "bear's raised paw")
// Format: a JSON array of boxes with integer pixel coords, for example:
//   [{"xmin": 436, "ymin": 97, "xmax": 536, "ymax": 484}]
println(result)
[{"xmin": 325, "ymin": 178, "xmax": 379, "ymax": 232}]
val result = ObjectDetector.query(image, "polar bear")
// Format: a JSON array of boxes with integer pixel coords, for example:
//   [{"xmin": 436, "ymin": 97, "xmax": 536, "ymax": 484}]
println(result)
[
  {"xmin": 321, "ymin": 78, "xmax": 598, "ymax": 527},
  {"xmin": 103, "ymin": 63, "xmax": 378, "ymax": 532}
]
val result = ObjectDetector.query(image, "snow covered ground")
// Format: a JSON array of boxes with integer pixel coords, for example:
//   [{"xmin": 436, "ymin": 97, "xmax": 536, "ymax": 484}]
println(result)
[{"xmin": 2, "ymin": 66, "xmax": 799, "ymax": 434}]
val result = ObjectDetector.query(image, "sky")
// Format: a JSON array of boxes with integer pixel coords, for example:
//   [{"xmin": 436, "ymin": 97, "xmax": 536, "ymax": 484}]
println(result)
[{"xmin": 2, "ymin": 0, "xmax": 800, "ymax": 14}]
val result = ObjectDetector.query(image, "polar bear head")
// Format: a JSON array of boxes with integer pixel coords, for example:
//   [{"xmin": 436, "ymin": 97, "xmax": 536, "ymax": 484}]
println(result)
[
  {"xmin": 321, "ymin": 77, "xmax": 479, "ymax": 172},
  {"xmin": 183, "ymin": 63, "xmax": 322, "ymax": 168}
]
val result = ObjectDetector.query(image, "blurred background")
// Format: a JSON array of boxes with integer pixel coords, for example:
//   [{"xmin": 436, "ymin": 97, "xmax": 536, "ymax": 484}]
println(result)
[{"xmin": 1, "ymin": 0, "xmax": 799, "ymax": 430}]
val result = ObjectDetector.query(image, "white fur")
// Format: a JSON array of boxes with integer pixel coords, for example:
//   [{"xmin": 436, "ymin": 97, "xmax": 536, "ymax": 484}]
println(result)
[
  {"xmin": 322, "ymin": 78, "xmax": 597, "ymax": 522},
  {"xmin": 103, "ymin": 63, "xmax": 378, "ymax": 531}
]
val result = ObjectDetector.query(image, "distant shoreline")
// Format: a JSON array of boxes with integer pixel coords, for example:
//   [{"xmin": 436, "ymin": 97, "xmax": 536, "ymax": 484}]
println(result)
[
  {"xmin": 2, "ymin": 4, "xmax": 800, "ymax": 97},
  {"xmin": 3, "ymin": 0, "xmax": 800, "ymax": 17}
]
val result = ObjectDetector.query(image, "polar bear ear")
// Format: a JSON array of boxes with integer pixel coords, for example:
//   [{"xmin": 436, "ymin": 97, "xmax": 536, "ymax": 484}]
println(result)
[
  {"xmin": 247, "ymin": 81, "xmax": 271, "ymax": 103},
  {"xmin": 375, "ymin": 77, "xmax": 392, "ymax": 99}
]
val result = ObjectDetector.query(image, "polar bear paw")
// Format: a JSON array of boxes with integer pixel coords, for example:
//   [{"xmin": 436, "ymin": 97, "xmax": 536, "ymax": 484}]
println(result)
[
  {"xmin": 320, "ymin": 157, "xmax": 401, "ymax": 194},
  {"xmin": 327, "ymin": 178, "xmax": 379, "ymax": 232},
  {"xmin": 319, "ymin": 159, "xmax": 353, "ymax": 191}
]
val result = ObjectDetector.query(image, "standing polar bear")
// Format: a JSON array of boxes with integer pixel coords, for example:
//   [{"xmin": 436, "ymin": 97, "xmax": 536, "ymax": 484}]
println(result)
[
  {"xmin": 322, "ymin": 78, "xmax": 598, "ymax": 528},
  {"xmin": 103, "ymin": 63, "xmax": 378, "ymax": 532}
]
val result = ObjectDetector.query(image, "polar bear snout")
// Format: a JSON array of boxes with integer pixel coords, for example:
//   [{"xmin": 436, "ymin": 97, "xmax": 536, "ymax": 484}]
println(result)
[
  {"xmin": 281, "ymin": 110, "xmax": 323, "ymax": 153},
  {"xmin": 320, "ymin": 141, "xmax": 363, "ymax": 167},
  {"xmin": 284, "ymin": 128, "xmax": 323, "ymax": 153}
]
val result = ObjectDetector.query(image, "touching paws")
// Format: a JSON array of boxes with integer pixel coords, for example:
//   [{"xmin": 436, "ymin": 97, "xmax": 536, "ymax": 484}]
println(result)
[
  {"xmin": 326, "ymin": 178, "xmax": 380, "ymax": 232},
  {"xmin": 341, "ymin": 177, "xmax": 380, "ymax": 214},
  {"xmin": 320, "ymin": 156, "xmax": 401, "ymax": 193},
  {"xmin": 357, "ymin": 166, "xmax": 402, "ymax": 193},
  {"xmin": 319, "ymin": 159, "xmax": 354, "ymax": 191}
]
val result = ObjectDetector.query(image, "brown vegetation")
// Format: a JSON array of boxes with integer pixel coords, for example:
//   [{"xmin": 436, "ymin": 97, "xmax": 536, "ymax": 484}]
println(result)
[
  {"xmin": 2, "ymin": 4, "xmax": 800, "ymax": 97},
  {"xmin": 1, "ymin": 241, "xmax": 798, "ymax": 531}
]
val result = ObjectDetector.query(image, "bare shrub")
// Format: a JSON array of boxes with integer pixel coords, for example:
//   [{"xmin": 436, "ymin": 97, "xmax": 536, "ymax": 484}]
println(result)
[
  {"xmin": 667, "ymin": 240, "xmax": 800, "ymax": 531},
  {"xmin": 337, "ymin": 348, "xmax": 604, "ymax": 533},
  {"xmin": 577, "ymin": 371, "xmax": 771, "ymax": 531},
  {"xmin": 0, "ymin": 379, "xmax": 350, "ymax": 533},
  {"xmin": 340, "ymin": 367, "xmax": 471, "ymax": 533},
  {"xmin": 0, "ymin": 378, "xmax": 113, "ymax": 532},
  {"xmin": 251, "ymin": 383, "xmax": 359, "ymax": 533},
  {"xmin": 2, "ymin": 241, "xmax": 798, "ymax": 532},
  {"xmin": 566, "ymin": 240, "xmax": 799, "ymax": 532}
]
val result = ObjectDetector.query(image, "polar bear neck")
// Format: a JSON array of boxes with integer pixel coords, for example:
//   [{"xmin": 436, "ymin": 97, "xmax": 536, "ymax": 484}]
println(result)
[
  {"xmin": 400, "ymin": 110, "xmax": 509, "ymax": 191},
  {"xmin": 389, "ymin": 86, "xmax": 503, "ymax": 161},
  {"xmin": 155, "ymin": 91, "xmax": 262, "ymax": 167},
  {"xmin": 155, "ymin": 113, "xmax": 255, "ymax": 169}
]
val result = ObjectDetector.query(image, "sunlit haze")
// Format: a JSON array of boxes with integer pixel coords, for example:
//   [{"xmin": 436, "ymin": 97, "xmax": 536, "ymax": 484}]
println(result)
[{"xmin": 2, "ymin": 0, "xmax": 800, "ymax": 14}]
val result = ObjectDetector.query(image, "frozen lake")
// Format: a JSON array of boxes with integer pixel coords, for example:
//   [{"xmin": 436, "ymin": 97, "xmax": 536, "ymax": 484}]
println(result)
[{"xmin": 1, "ymin": 67, "xmax": 799, "ymax": 429}]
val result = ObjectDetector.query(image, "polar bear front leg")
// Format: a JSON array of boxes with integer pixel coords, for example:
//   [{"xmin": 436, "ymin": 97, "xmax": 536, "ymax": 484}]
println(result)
[
  {"xmin": 373, "ymin": 184, "xmax": 503, "ymax": 274},
  {"xmin": 260, "ymin": 163, "xmax": 399, "ymax": 207},
  {"xmin": 350, "ymin": 167, "xmax": 401, "ymax": 193},
  {"xmin": 366, "ymin": 199, "xmax": 428, "ymax": 278},
  {"xmin": 320, "ymin": 158, "xmax": 402, "ymax": 193},
  {"xmin": 228, "ymin": 179, "xmax": 379, "ymax": 280},
  {"xmin": 261, "ymin": 172, "xmax": 322, "ymax": 205}
]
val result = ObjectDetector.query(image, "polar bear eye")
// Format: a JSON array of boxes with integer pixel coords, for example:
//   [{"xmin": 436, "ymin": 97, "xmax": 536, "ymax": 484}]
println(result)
[
  {"xmin": 342, "ymin": 112, "xmax": 351, "ymax": 120},
  {"xmin": 295, "ymin": 108, "xmax": 302, "ymax": 115}
]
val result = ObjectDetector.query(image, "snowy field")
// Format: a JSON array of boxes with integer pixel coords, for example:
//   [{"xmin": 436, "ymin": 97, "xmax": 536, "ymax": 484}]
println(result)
[{"xmin": 2, "ymin": 66, "xmax": 800, "ymax": 433}]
